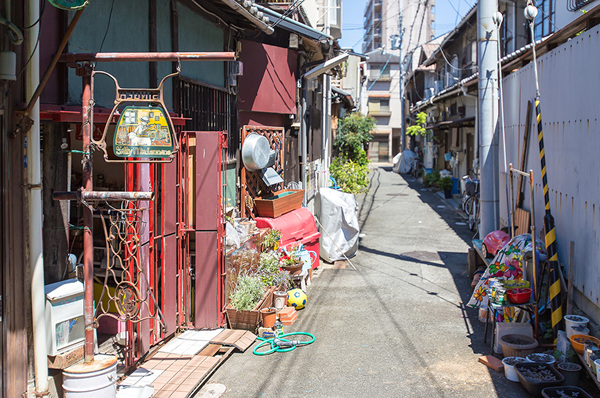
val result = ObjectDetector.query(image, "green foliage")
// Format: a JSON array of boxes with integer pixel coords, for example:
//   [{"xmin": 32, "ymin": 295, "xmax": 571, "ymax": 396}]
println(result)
[
  {"xmin": 424, "ymin": 170, "xmax": 439, "ymax": 187},
  {"xmin": 334, "ymin": 113, "xmax": 375, "ymax": 164},
  {"xmin": 229, "ymin": 274, "xmax": 266, "ymax": 311},
  {"xmin": 260, "ymin": 229, "xmax": 281, "ymax": 251},
  {"xmin": 438, "ymin": 177, "xmax": 453, "ymax": 191},
  {"xmin": 330, "ymin": 157, "xmax": 370, "ymax": 194},
  {"xmin": 406, "ymin": 112, "xmax": 428, "ymax": 136}
]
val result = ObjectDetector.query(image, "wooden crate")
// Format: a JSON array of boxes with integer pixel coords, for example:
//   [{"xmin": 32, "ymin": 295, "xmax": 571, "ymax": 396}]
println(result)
[
  {"xmin": 226, "ymin": 286, "xmax": 275, "ymax": 332},
  {"xmin": 253, "ymin": 190, "xmax": 304, "ymax": 218}
]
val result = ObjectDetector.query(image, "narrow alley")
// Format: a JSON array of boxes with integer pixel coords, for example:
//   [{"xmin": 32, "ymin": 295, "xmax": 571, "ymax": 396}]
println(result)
[{"xmin": 201, "ymin": 166, "xmax": 529, "ymax": 397}]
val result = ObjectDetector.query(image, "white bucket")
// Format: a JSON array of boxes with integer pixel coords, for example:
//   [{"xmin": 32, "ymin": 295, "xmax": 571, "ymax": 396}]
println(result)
[
  {"xmin": 565, "ymin": 315, "xmax": 589, "ymax": 339},
  {"xmin": 63, "ymin": 354, "xmax": 117, "ymax": 398},
  {"xmin": 502, "ymin": 357, "xmax": 527, "ymax": 382}
]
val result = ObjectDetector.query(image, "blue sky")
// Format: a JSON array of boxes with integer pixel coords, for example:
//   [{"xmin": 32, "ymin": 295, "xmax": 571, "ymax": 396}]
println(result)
[{"xmin": 339, "ymin": 0, "xmax": 476, "ymax": 52}]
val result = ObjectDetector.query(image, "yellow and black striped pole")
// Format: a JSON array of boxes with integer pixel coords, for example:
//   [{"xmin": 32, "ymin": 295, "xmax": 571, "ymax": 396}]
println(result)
[
  {"xmin": 526, "ymin": 2, "xmax": 563, "ymax": 341},
  {"xmin": 535, "ymin": 97, "xmax": 563, "ymax": 340}
]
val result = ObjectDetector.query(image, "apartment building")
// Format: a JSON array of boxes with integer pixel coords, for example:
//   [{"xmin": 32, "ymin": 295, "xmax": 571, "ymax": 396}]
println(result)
[{"xmin": 362, "ymin": 0, "xmax": 434, "ymax": 161}]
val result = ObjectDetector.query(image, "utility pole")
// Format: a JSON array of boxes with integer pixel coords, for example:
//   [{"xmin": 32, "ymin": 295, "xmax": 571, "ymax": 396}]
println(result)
[
  {"xmin": 397, "ymin": 0, "xmax": 406, "ymax": 151},
  {"xmin": 477, "ymin": 0, "xmax": 500, "ymax": 237}
]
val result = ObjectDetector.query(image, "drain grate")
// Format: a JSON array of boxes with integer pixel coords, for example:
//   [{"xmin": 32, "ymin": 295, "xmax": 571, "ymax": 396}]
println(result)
[{"xmin": 398, "ymin": 251, "xmax": 446, "ymax": 262}]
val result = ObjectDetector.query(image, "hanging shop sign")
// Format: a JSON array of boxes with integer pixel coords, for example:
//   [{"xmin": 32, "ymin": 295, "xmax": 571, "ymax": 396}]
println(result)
[
  {"xmin": 49, "ymin": 0, "xmax": 89, "ymax": 10},
  {"xmin": 91, "ymin": 69, "xmax": 180, "ymax": 163}
]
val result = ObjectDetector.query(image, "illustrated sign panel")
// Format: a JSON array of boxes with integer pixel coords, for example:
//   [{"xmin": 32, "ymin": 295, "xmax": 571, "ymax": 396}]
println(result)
[
  {"xmin": 91, "ymin": 69, "xmax": 179, "ymax": 163},
  {"xmin": 114, "ymin": 106, "xmax": 174, "ymax": 158}
]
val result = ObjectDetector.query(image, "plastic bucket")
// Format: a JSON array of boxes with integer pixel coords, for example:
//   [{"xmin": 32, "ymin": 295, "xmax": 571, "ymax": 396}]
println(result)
[
  {"xmin": 63, "ymin": 355, "xmax": 117, "ymax": 398},
  {"xmin": 565, "ymin": 315, "xmax": 589, "ymax": 339},
  {"xmin": 502, "ymin": 357, "xmax": 527, "ymax": 382}
]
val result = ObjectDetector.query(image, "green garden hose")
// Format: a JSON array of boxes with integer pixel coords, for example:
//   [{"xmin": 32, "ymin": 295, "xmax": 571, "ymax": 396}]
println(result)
[{"xmin": 253, "ymin": 332, "xmax": 315, "ymax": 355}]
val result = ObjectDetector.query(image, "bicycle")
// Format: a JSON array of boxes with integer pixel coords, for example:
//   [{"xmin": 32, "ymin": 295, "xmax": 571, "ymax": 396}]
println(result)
[{"xmin": 462, "ymin": 172, "xmax": 480, "ymax": 232}]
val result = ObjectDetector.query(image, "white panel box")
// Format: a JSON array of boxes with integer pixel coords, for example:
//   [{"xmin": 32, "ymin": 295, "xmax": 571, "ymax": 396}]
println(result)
[{"xmin": 45, "ymin": 279, "xmax": 85, "ymax": 356}]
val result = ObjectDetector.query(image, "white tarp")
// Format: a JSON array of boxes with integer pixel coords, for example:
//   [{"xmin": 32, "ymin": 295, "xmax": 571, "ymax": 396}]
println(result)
[
  {"xmin": 316, "ymin": 188, "xmax": 360, "ymax": 262},
  {"xmin": 393, "ymin": 150, "xmax": 417, "ymax": 174}
]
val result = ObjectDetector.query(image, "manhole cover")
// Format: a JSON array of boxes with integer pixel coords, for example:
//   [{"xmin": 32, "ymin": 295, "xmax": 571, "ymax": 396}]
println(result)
[
  {"xmin": 398, "ymin": 251, "xmax": 446, "ymax": 262},
  {"xmin": 386, "ymin": 193, "xmax": 409, "ymax": 196}
]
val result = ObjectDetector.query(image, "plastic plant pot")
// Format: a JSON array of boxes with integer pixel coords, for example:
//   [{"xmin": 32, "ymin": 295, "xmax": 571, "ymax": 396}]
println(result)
[
  {"xmin": 557, "ymin": 362, "xmax": 581, "ymax": 386},
  {"xmin": 541, "ymin": 386, "xmax": 592, "ymax": 398},
  {"xmin": 526, "ymin": 353, "xmax": 556, "ymax": 366},
  {"xmin": 502, "ymin": 357, "xmax": 528, "ymax": 382},
  {"xmin": 515, "ymin": 362, "xmax": 564, "ymax": 396}
]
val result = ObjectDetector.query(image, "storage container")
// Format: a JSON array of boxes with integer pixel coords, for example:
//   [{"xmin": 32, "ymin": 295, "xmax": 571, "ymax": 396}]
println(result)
[
  {"xmin": 256, "ymin": 207, "xmax": 320, "ymax": 269},
  {"xmin": 45, "ymin": 279, "xmax": 85, "ymax": 356},
  {"xmin": 254, "ymin": 189, "xmax": 304, "ymax": 218}
]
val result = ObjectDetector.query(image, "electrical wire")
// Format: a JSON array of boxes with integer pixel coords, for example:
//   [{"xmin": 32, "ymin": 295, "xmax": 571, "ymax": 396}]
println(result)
[
  {"xmin": 22, "ymin": 0, "xmax": 46, "ymax": 30},
  {"xmin": 99, "ymin": 0, "xmax": 116, "ymax": 53}
]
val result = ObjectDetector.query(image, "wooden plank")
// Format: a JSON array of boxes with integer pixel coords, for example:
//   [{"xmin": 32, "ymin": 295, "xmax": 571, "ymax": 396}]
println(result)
[
  {"xmin": 478, "ymin": 355, "xmax": 504, "ymax": 372},
  {"xmin": 514, "ymin": 207, "xmax": 531, "ymax": 236},
  {"xmin": 467, "ymin": 248, "xmax": 477, "ymax": 279},
  {"xmin": 198, "ymin": 343, "xmax": 222, "ymax": 357},
  {"xmin": 47, "ymin": 345, "xmax": 84, "ymax": 369},
  {"xmin": 516, "ymin": 100, "xmax": 532, "ymax": 208}
]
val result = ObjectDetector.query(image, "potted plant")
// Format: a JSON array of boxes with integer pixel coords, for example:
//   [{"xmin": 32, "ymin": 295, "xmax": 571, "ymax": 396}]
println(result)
[
  {"xmin": 279, "ymin": 252, "xmax": 303, "ymax": 275},
  {"xmin": 261, "ymin": 229, "xmax": 282, "ymax": 251},
  {"xmin": 438, "ymin": 177, "xmax": 453, "ymax": 198},
  {"xmin": 424, "ymin": 170, "xmax": 439, "ymax": 187},
  {"xmin": 226, "ymin": 273, "xmax": 275, "ymax": 331}
]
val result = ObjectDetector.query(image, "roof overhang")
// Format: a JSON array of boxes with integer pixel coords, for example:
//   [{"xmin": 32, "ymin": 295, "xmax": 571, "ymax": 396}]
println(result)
[
  {"xmin": 304, "ymin": 53, "xmax": 349, "ymax": 80},
  {"xmin": 216, "ymin": 0, "xmax": 274, "ymax": 34},
  {"xmin": 255, "ymin": 4, "xmax": 331, "ymax": 41},
  {"xmin": 332, "ymin": 86, "xmax": 354, "ymax": 109}
]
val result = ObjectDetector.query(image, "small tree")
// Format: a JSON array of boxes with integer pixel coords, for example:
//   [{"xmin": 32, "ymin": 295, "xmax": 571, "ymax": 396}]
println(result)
[
  {"xmin": 406, "ymin": 111, "xmax": 428, "ymax": 136},
  {"xmin": 334, "ymin": 113, "xmax": 376, "ymax": 165},
  {"xmin": 331, "ymin": 113, "xmax": 376, "ymax": 193}
]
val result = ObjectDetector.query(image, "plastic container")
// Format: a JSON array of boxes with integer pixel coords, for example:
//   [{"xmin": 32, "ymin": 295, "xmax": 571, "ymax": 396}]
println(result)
[
  {"xmin": 541, "ymin": 386, "xmax": 592, "ymax": 398},
  {"xmin": 507, "ymin": 288, "xmax": 533, "ymax": 304},
  {"xmin": 63, "ymin": 354, "xmax": 117, "ymax": 398},
  {"xmin": 565, "ymin": 315, "xmax": 589, "ymax": 339},
  {"xmin": 256, "ymin": 208, "xmax": 321, "ymax": 269},
  {"xmin": 515, "ymin": 362, "xmax": 564, "ymax": 396},
  {"xmin": 499, "ymin": 334, "xmax": 539, "ymax": 357},
  {"xmin": 526, "ymin": 353, "xmax": 556, "ymax": 366},
  {"xmin": 502, "ymin": 357, "xmax": 528, "ymax": 382},
  {"xmin": 570, "ymin": 334, "xmax": 600, "ymax": 354},
  {"xmin": 557, "ymin": 362, "xmax": 581, "ymax": 386}
]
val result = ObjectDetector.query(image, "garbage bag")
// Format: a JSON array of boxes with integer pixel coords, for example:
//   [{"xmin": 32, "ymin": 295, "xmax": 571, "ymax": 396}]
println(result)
[
  {"xmin": 397, "ymin": 150, "xmax": 417, "ymax": 174},
  {"xmin": 315, "ymin": 188, "xmax": 360, "ymax": 262}
]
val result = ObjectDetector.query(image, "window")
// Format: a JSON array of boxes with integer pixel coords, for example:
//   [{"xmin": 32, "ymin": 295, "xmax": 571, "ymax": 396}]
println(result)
[
  {"xmin": 368, "ymin": 97, "xmax": 391, "ymax": 115},
  {"xmin": 369, "ymin": 64, "xmax": 391, "ymax": 80},
  {"xmin": 533, "ymin": 0, "xmax": 555, "ymax": 40}
]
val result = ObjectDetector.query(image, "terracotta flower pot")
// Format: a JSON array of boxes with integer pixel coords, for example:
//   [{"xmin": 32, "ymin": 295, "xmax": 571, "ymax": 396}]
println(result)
[
  {"xmin": 281, "ymin": 263, "xmax": 303, "ymax": 276},
  {"xmin": 260, "ymin": 307, "xmax": 277, "ymax": 328}
]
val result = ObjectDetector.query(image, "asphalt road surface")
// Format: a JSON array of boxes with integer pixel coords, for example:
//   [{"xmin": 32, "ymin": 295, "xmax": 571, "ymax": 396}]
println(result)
[{"xmin": 201, "ymin": 166, "xmax": 531, "ymax": 398}]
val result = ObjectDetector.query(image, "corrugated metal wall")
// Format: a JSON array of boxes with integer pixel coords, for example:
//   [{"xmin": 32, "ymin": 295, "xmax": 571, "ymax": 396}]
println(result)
[{"xmin": 500, "ymin": 26, "xmax": 600, "ymax": 313}]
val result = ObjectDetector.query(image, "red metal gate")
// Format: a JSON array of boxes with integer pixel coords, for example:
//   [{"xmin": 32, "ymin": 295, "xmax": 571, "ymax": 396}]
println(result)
[{"xmin": 177, "ymin": 131, "xmax": 228, "ymax": 329}]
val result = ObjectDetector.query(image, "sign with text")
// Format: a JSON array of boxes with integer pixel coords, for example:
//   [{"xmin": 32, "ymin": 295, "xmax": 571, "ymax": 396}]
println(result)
[
  {"xmin": 91, "ymin": 69, "xmax": 179, "ymax": 163},
  {"xmin": 114, "ymin": 106, "xmax": 174, "ymax": 158}
]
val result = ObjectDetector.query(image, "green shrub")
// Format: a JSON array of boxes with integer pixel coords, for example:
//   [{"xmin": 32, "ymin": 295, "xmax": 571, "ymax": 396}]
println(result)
[
  {"xmin": 334, "ymin": 113, "xmax": 375, "ymax": 165},
  {"xmin": 438, "ymin": 177, "xmax": 453, "ymax": 191},
  {"xmin": 424, "ymin": 170, "xmax": 439, "ymax": 187},
  {"xmin": 330, "ymin": 157, "xmax": 370, "ymax": 194},
  {"xmin": 229, "ymin": 274, "xmax": 266, "ymax": 311}
]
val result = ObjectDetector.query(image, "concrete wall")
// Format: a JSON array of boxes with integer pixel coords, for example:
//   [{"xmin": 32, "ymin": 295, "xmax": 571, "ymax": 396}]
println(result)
[{"xmin": 500, "ymin": 24, "xmax": 600, "ymax": 323}]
